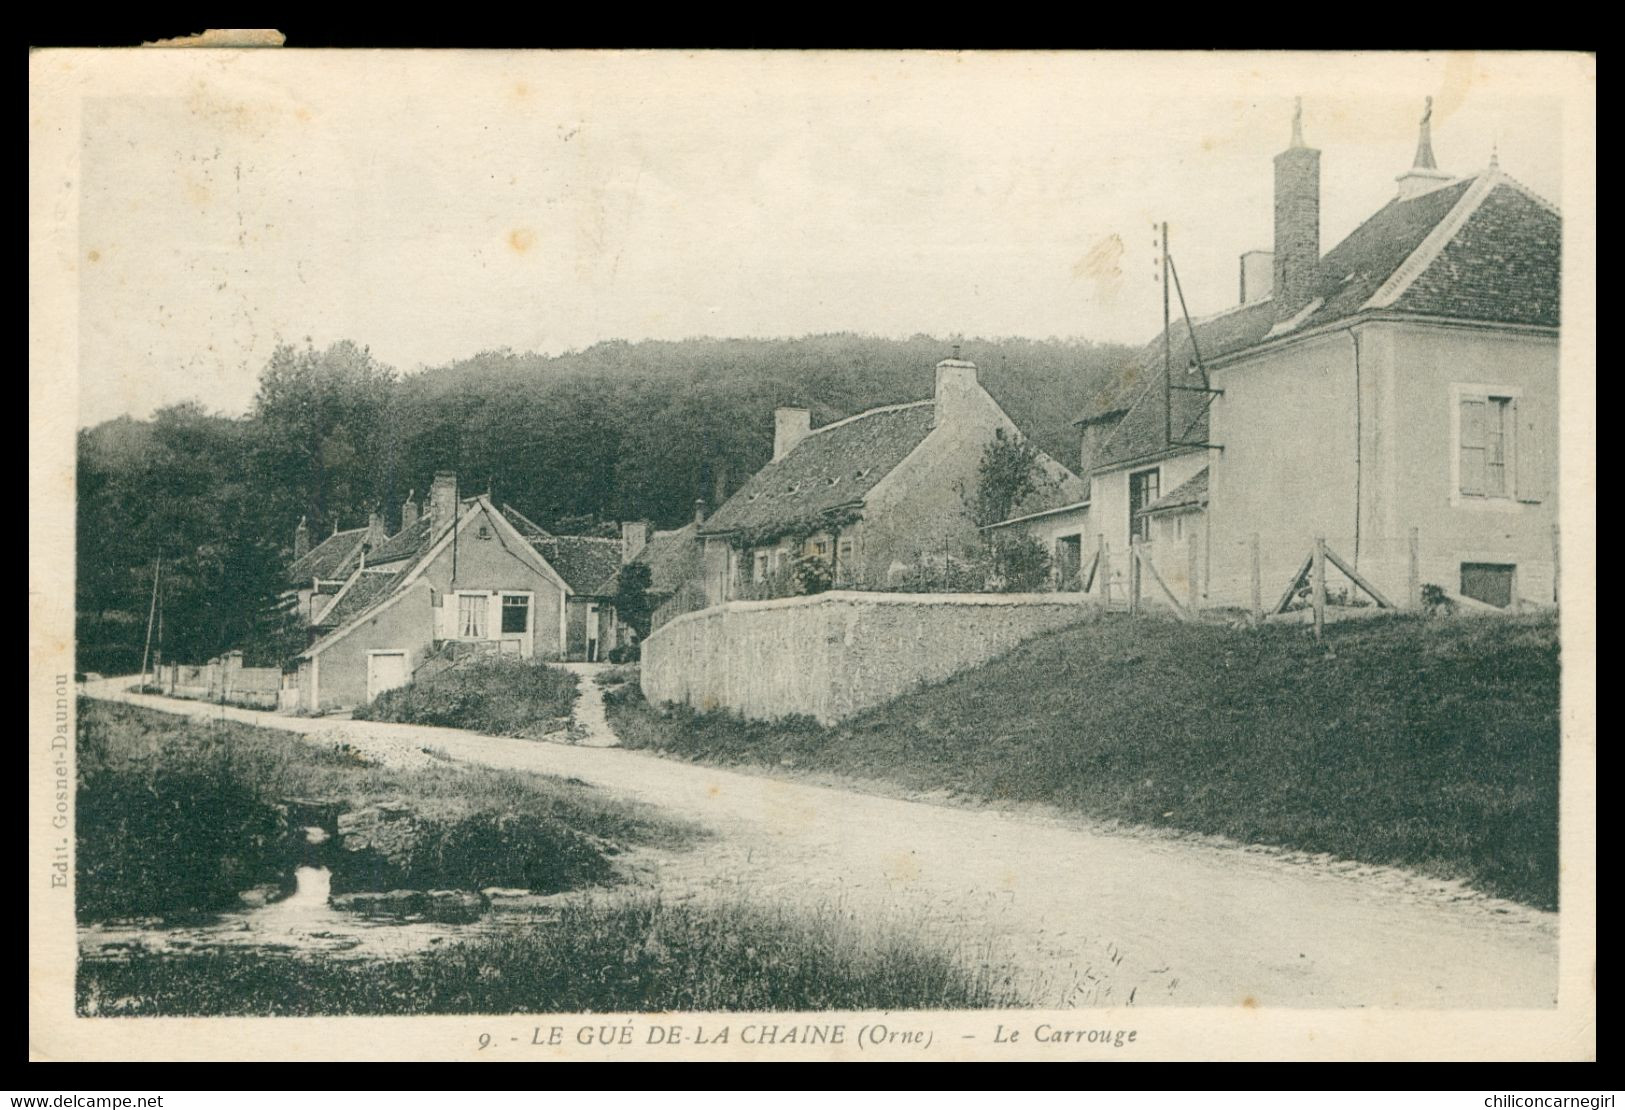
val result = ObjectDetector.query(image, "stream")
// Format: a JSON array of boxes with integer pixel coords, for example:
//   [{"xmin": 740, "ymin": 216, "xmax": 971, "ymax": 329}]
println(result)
[{"xmin": 79, "ymin": 826, "xmax": 558, "ymax": 963}]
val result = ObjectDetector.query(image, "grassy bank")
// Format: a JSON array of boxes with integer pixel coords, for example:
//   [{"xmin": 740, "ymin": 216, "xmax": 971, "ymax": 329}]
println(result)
[
  {"xmin": 608, "ymin": 612, "xmax": 1561, "ymax": 909},
  {"xmin": 78, "ymin": 895, "xmax": 1025, "ymax": 1015},
  {"xmin": 77, "ymin": 699, "xmax": 695, "ymax": 921},
  {"xmin": 353, "ymin": 656, "xmax": 578, "ymax": 738}
]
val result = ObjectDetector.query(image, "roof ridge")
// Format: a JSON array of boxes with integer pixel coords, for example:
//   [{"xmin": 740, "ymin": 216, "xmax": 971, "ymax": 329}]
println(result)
[
  {"xmin": 1363, "ymin": 171, "xmax": 1498, "ymax": 312},
  {"xmin": 800, "ymin": 399, "xmax": 933, "ymax": 442}
]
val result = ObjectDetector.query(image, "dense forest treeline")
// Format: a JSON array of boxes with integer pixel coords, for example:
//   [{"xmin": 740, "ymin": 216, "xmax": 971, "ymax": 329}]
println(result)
[{"xmin": 77, "ymin": 333, "xmax": 1135, "ymax": 671}]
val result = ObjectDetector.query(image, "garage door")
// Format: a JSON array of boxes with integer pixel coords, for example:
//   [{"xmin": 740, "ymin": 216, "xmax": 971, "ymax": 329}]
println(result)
[{"xmin": 367, "ymin": 651, "xmax": 410, "ymax": 702}]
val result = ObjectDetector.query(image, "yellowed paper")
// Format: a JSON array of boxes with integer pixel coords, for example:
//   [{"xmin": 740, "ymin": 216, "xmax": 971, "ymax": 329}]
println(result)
[{"xmin": 30, "ymin": 48, "xmax": 1596, "ymax": 1061}]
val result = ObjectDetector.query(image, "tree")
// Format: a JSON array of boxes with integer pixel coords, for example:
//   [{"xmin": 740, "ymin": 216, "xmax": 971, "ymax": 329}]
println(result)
[
  {"xmin": 968, "ymin": 433, "xmax": 1045, "ymax": 528},
  {"xmin": 614, "ymin": 563, "xmax": 654, "ymax": 640}
]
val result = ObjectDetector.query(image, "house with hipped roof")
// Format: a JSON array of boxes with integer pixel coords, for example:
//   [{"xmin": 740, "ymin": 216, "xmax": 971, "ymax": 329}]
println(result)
[
  {"xmin": 287, "ymin": 472, "xmax": 637, "ymax": 711},
  {"xmin": 696, "ymin": 353, "xmax": 1087, "ymax": 603},
  {"xmin": 988, "ymin": 99, "xmax": 1561, "ymax": 613}
]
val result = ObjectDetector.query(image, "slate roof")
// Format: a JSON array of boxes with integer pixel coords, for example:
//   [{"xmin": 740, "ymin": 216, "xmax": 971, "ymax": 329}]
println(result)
[
  {"xmin": 700, "ymin": 402, "xmax": 936, "ymax": 536},
  {"xmin": 1083, "ymin": 170, "xmax": 1560, "ymax": 473},
  {"xmin": 530, "ymin": 535, "xmax": 623, "ymax": 596},
  {"xmin": 286, "ymin": 528, "xmax": 366, "ymax": 585},
  {"xmin": 1138, "ymin": 467, "xmax": 1209, "ymax": 516}
]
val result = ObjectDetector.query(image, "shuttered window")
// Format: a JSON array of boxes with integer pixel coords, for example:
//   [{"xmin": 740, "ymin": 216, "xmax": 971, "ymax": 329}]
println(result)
[{"xmin": 1460, "ymin": 394, "xmax": 1514, "ymax": 498}]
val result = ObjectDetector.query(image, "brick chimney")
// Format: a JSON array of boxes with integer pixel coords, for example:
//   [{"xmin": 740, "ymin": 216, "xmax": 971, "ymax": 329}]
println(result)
[
  {"xmin": 1273, "ymin": 97, "xmax": 1321, "ymax": 320},
  {"xmin": 366, "ymin": 508, "xmax": 387, "ymax": 549},
  {"xmin": 429, "ymin": 471, "xmax": 459, "ymax": 529},
  {"xmin": 934, "ymin": 349, "xmax": 980, "ymax": 427},
  {"xmin": 693, "ymin": 498, "xmax": 706, "ymax": 526},
  {"xmin": 400, "ymin": 490, "xmax": 419, "ymax": 532},
  {"xmin": 621, "ymin": 521, "xmax": 648, "ymax": 564},
  {"xmin": 294, "ymin": 515, "xmax": 310, "ymax": 559},
  {"xmin": 773, "ymin": 407, "xmax": 811, "ymax": 463}
]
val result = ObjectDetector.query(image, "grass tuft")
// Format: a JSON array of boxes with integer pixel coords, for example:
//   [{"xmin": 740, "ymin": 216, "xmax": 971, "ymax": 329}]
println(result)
[
  {"xmin": 608, "ymin": 612, "xmax": 1561, "ymax": 909},
  {"xmin": 353, "ymin": 656, "xmax": 579, "ymax": 739}
]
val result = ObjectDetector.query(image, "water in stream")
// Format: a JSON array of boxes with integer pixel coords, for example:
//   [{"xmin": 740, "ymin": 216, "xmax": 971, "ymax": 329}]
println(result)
[{"xmin": 79, "ymin": 826, "xmax": 548, "ymax": 962}]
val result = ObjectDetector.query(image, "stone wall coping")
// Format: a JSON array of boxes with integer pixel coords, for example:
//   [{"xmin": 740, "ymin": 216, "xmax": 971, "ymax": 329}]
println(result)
[{"xmin": 648, "ymin": 589, "xmax": 1094, "ymax": 639}]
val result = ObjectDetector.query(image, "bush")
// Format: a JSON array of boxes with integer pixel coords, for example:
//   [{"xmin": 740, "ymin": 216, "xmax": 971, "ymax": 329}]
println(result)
[
  {"xmin": 607, "ymin": 642, "xmax": 640, "ymax": 664},
  {"xmin": 792, "ymin": 553, "xmax": 834, "ymax": 595},
  {"xmin": 354, "ymin": 656, "xmax": 579, "ymax": 738}
]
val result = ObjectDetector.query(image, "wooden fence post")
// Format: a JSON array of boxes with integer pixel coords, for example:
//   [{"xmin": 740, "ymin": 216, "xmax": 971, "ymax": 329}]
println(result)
[
  {"xmin": 1129, "ymin": 537, "xmax": 1143, "ymax": 616},
  {"xmin": 1250, "ymin": 532, "xmax": 1262, "ymax": 628},
  {"xmin": 1187, "ymin": 532, "xmax": 1200, "ymax": 614},
  {"xmin": 1408, "ymin": 527, "xmax": 1421, "ymax": 610},
  {"xmin": 1312, "ymin": 535, "xmax": 1327, "ymax": 641}
]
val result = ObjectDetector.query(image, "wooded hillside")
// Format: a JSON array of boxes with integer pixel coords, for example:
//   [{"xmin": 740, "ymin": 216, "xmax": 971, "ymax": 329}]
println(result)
[{"xmin": 76, "ymin": 332, "xmax": 1135, "ymax": 671}]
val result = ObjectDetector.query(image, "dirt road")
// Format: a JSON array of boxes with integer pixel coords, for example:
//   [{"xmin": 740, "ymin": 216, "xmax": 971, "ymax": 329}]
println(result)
[{"xmin": 80, "ymin": 676, "xmax": 1559, "ymax": 1008}]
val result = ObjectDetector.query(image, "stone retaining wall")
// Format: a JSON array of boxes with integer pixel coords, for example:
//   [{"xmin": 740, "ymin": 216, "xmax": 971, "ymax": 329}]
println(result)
[{"xmin": 641, "ymin": 590, "xmax": 1099, "ymax": 724}]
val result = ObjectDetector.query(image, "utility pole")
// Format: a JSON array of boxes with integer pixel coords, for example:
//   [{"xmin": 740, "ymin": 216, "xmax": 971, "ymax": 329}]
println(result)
[
  {"xmin": 138, "ymin": 557, "xmax": 161, "ymax": 689},
  {"xmin": 1162, "ymin": 221, "xmax": 1172, "ymax": 448}
]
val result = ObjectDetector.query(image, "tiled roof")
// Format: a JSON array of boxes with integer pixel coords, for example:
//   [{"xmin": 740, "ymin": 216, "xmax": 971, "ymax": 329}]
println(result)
[
  {"xmin": 701, "ymin": 402, "xmax": 936, "ymax": 536},
  {"xmin": 286, "ymin": 528, "xmax": 366, "ymax": 585},
  {"xmin": 530, "ymin": 535, "xmax": 624, "ymax": 596},
  {"xmin": 314, "ymin": 568, "xmax": 409, "ymax": 630},
  {"xmin": 500, "ymin": 503, "xmax": 555, "ymax": 542},
  {"xmin": 605, "ymin": 523, "xmax": 703, "ymax": 598},
  {"xmin": 1084, "ymin": 171, "xmax": 1559, "ymax": 473},
  {"xmin": 366, "ymin": 514, "xmax": 434, "ymax": 566},
  {"xmin": 1391, "ymin": 182, "xmax": 1560, "ymax": 327},
  {"xmin": 1138, "ymin": 467, "xmax": 1208, "ymax": 516},
  {"xmin": 1005, "ymin": 464, "xmax": 1091, "ymax": 521}
]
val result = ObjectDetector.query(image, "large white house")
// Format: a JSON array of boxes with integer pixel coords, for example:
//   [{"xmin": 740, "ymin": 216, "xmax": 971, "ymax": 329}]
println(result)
[{"xmin": 990, "ymin": 101, "xmax": 1560, "ymax": 614}]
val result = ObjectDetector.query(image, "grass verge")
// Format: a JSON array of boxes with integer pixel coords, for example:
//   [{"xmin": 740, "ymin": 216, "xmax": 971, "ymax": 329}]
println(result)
[
  {"xmin": 77, "ymin": 894, "xmax": 1027, "ymax": 1015},
  {"xmin": 353, "ymin": 656, "xmax": 579, "ymax": 738},
  {"xmin": 607, "ymin": 612, "xmax": 1560, "ymax": 909},
  {"xmin": 77, "ymin": 698, "xmax": 697, "ymax": 921}
]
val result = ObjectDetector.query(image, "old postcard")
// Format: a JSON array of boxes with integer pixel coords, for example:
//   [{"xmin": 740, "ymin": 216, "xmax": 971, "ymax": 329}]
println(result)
[{"xmin": 29, "ymin": 48, "xmax": 1596, "ymax": 1062}]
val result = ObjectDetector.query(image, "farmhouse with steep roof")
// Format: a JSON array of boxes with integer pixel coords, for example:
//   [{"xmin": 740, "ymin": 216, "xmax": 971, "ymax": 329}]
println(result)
[
  {"xmin": 990, "ymin": 99, "xmax": 1561, "ymax": 613},
  {"xmin": 288, "ymin": 472, "xmax": 639, "ymax": 711},
  {"xmin": 697, "ymin": 353, "xmax": 1087, "ymax": 602}
]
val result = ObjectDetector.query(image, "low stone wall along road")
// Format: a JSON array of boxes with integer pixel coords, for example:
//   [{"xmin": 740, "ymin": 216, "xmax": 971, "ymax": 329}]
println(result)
[{"xmin": 79, "ymin": 676, "xmax": 1559, "ymax": 1009}]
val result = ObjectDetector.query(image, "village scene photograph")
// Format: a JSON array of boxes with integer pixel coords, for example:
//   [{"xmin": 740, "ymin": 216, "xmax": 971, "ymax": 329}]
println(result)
[{"xmin": 29, "ymin": 48, "xmax": 1595, "ymax": 1058}]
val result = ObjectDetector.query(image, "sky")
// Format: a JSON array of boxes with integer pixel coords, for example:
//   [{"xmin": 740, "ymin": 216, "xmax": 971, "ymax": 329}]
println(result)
[{"xmin": 68, "ymin": 51, "xmax": 1576, "ymax": 426}]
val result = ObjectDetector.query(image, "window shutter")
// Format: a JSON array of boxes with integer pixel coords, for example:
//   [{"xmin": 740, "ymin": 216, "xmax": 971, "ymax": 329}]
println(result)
[
  {"xmin": 1514, "ymin": 395, "xmax": 1550, "ymax": 503},
  {"xmin": 1459, "ymin": 396, "xmax": 1487, "ymax": 496}
]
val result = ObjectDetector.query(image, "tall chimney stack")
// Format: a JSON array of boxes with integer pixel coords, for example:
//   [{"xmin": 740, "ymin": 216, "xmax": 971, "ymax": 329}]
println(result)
[
  {"xmin": 693, "ymin": 498, "xmax": 706, "ymax": 526},
  {"xmin": 934, "ymin": 354, "xmax": 980, "ymax": 427},
  {"xmin": 400, "ymin": 491, "xmax": 419, "ymax": 532},
  {"xmin": 294, "ymin": 515, "xmax": 310, "ymax": 559},
  {"xmin": 773, "ymin": 407, "xmax": 812, "ymax": 463},
  {"xmin": 366, "ymin": 508, "xmax": 387, "ymax": 549},
  {"xmin": 1273, "ymin": 97, "xmax": 1321, "ymax": 320},
  {"xmin": 429, "ymin": 471, "xmax": 459, "ymax": 529}
]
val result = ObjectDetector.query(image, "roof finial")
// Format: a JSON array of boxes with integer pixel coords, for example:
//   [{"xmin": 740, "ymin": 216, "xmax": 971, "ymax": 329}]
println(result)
[
  {"xmin": 1290, "ymin": 96, "xmax": 1305, "ymax": 148},
  {"xmin": 1489, "ymin": 138, "xmax": 1499, "ymax": 170},
  {"xmin": 1413, "ymin": 96, "xmax": 1438, "ymax": 170}
]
